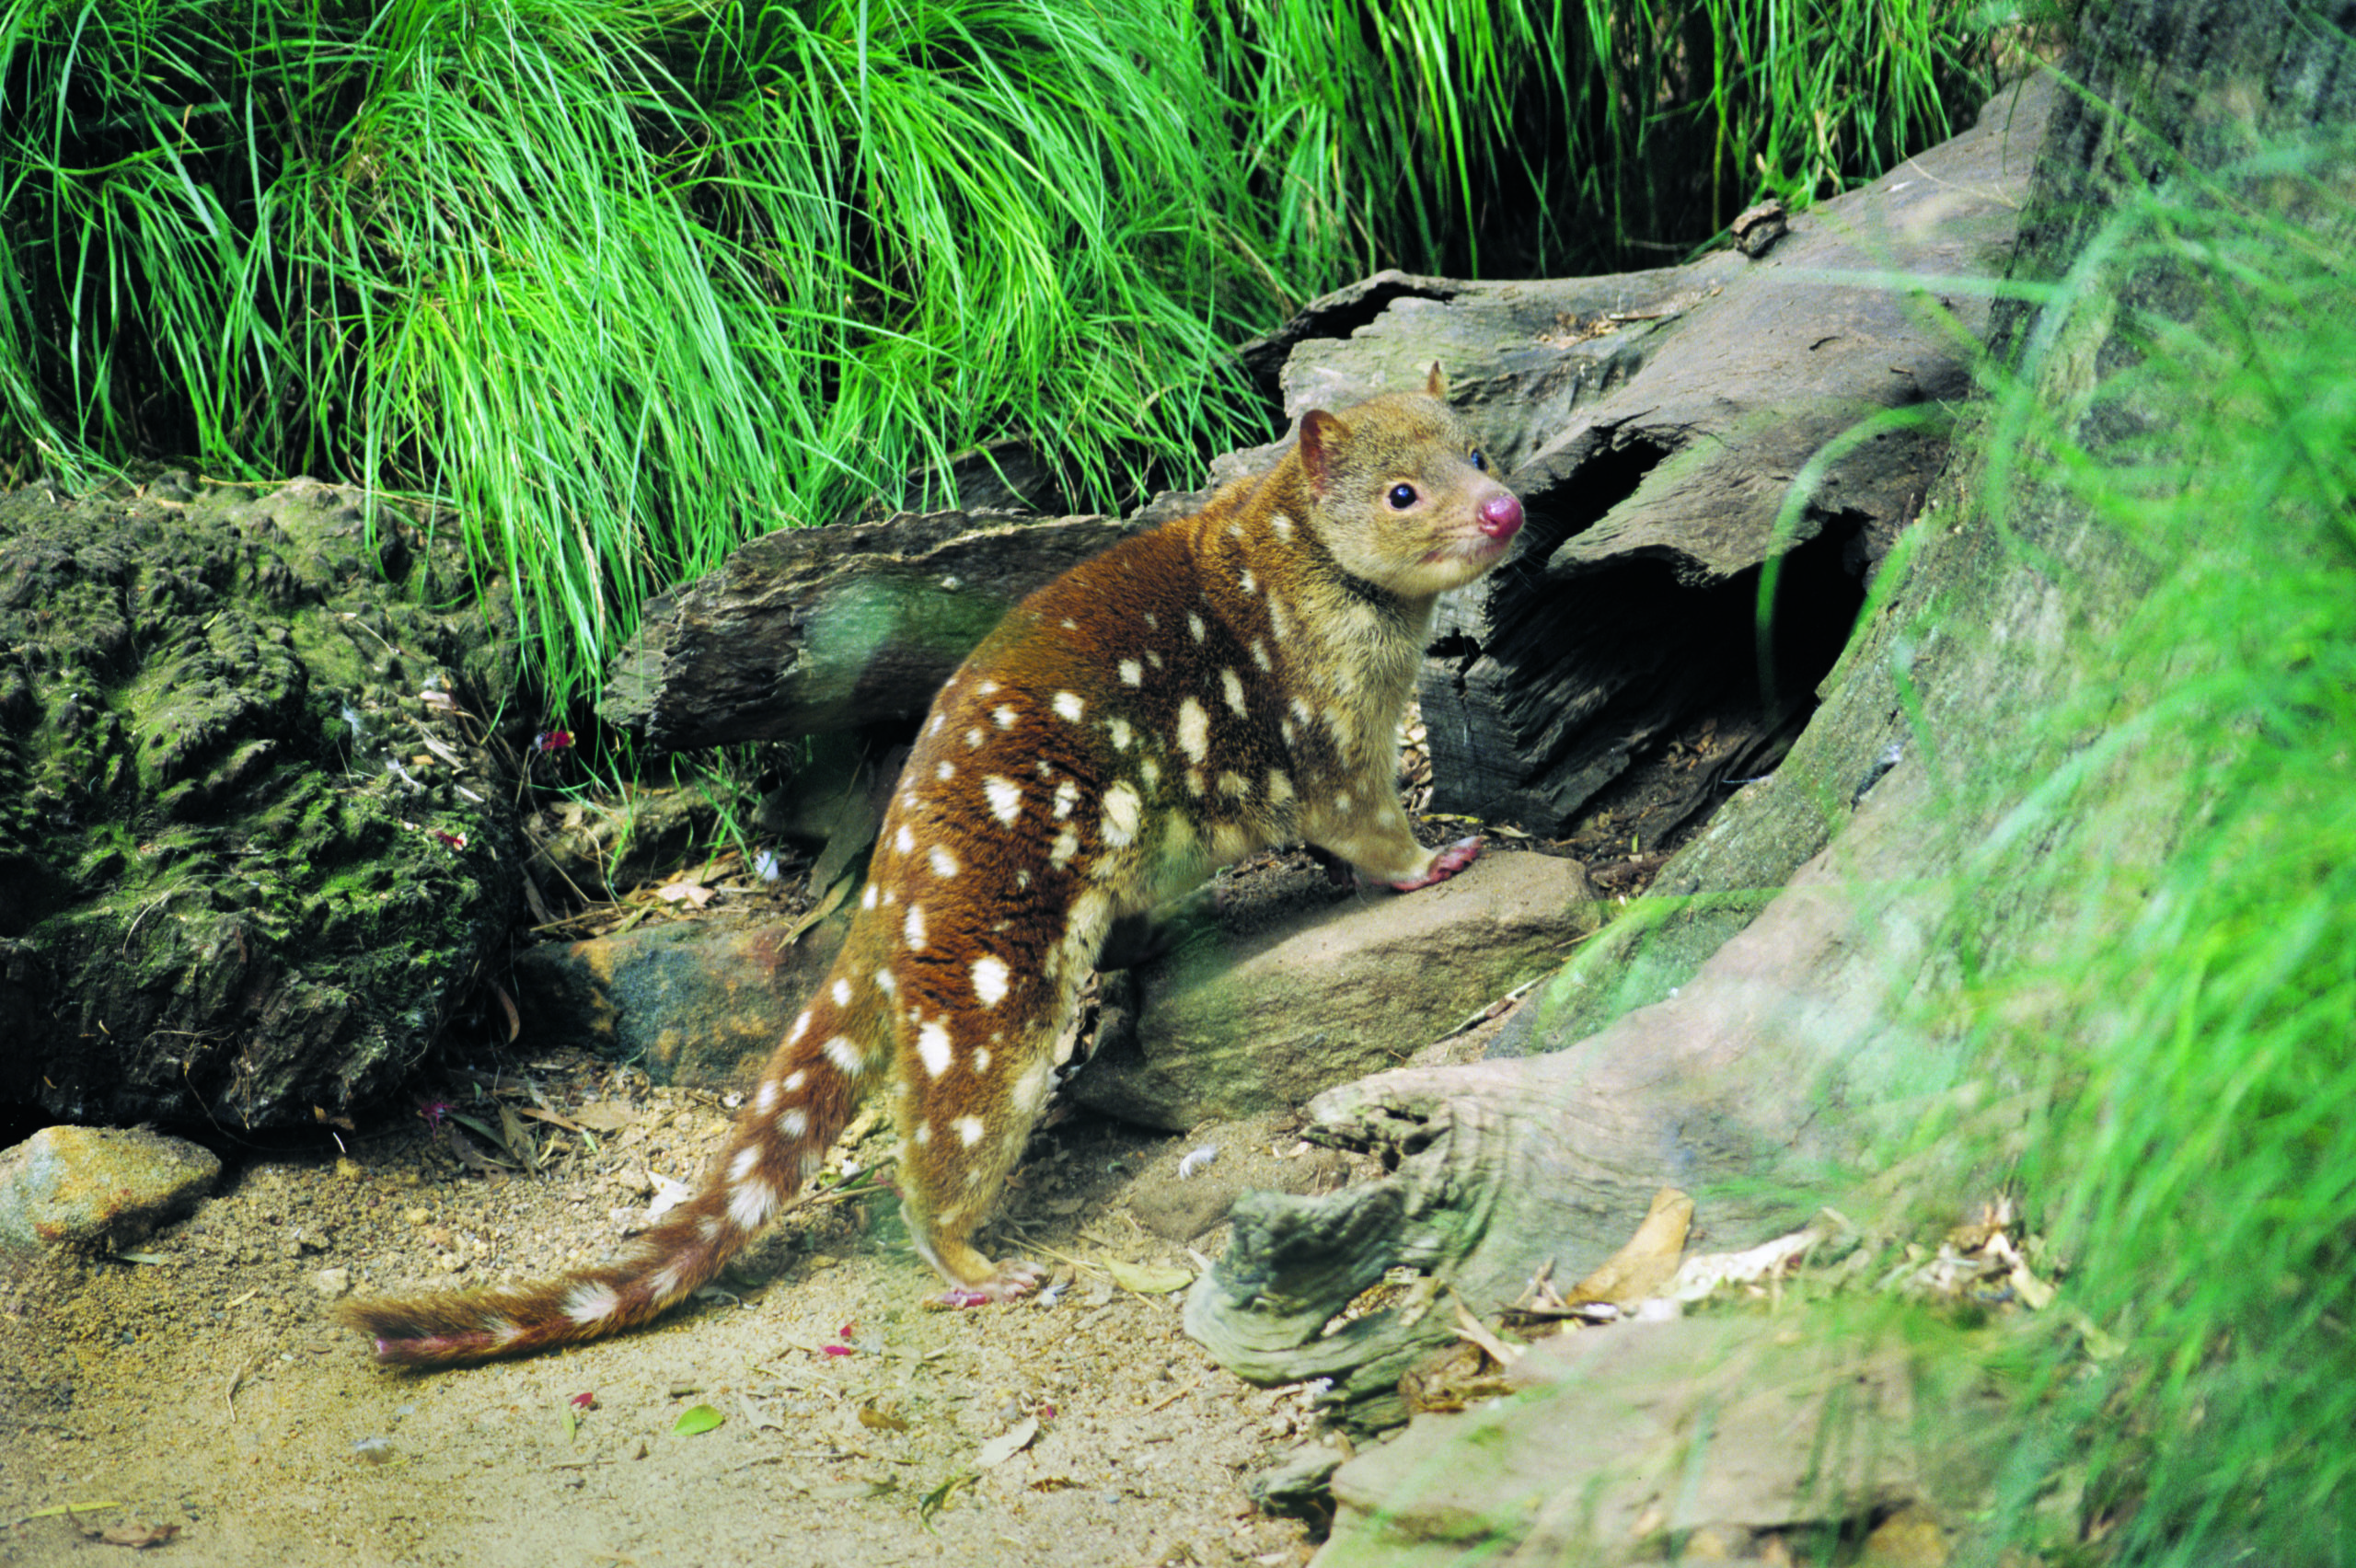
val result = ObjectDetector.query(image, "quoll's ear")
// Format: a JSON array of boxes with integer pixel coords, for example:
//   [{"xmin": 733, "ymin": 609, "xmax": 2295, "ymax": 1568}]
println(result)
[
  {"xmin": 1425, "ymin": 362, "xmax": 1449, "ymax": 399},
  {"xmin": 1299, "ymin": 408, "xmax": 1344, "ymax": 492}
]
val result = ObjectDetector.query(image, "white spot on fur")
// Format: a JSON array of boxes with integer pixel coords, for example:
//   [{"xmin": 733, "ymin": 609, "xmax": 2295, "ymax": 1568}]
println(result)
[
  {"xmin": 984, "ymin": 776, "xmax": 1022, "ymax": 824},
  {"xmin": 1271, "ymin": 513, "xmax": 1294, "ymax": 539},
  {"xmin": 1218, "ymin": 770, "xmax": 1249, "ymax": 797},
  {"xmin": 862, "ymin": 882, "xmax": 878, "ymax": 909},
  {"xmin": 832, "ymin": 977, "xmax": 851, "ymax": 1007},
  {"xmin": 783, "ymin": 1069, "xmax": 807, "ymax": 1092},
  {"xmin": 1268, "ymin": 769, "xmax": 1294, "ymax": 801},
  {"xmin": 1185, "ymin": 768, "xmax": 1205, "ymax": 796},
  {"xmin": 977, "ymin": 680, "xmax": 999, "ymax": 697},
  {"xmin": 895, "ymin": 824, "xmax": 915, "ymax": 855},
  {"xmin": 929, "ymin": 712, "xmax": 946, "ymax": 734},
  {"xmin": 1143, "ymin": 610, "xmax": 1159, "ymax": 630},
  {"xmin": 936, "ymin": 760, "xmax": 955, "ymax": 781},
  {"xmin": 728, "ymin": 1177, "xmax": 778, "ymax": 1231},
  {"xmin": 1109, "ymin": 717, "xmax": 1133, "ymax": 751},
  {"xmin": 974, "ymin": 1046, "xmax": 991, "ymax": 1073},
  {"xmin": 930, "ymin": 845, "xmax": 959, "ymax": 879},
  {"xmin": 1221, "ymin": 667, "xmax": 1247, "ymax": 717},
  {"xmin": 649, "ymin": 1260, "xmax": 689, "ymax": 1303},
  {"xmin": 1252, "ymin": 639, "xmax": 1272, "ymax": 672},
  {"xmin": 756, "ymin": 1078, "xmax": 779, "ymax": 1114},
  {"xmin": 918, "ymin": 1020, "xmax": 953, "ymax": 1078},
  {"xmin": 1240, "ymin": 568, "xmax": 1256, "ymax": 594},
  {"xmin": 973, "ymin": 956, "xmax": 1010, "ymax": 1008},
  {"xmin": 1268, "ymin": 601, "xmax": 1290, "ymax": 641},
  {"xmin": 1140, "ymin": 756, "xmax": 1161, "ymax": 789},
  {"xmin": 562, "ymin": 1282, "xmax": 623, "ymax": 1325},
  {"xmin": 1176, "ymin": 698, "xmax": 1209, "ymax": 764},
  {"xmin": 955, "ymin": 1116, "xmax": 987, "ymax": 1147},
  {"xmin": 994, "ymin": 705, "xmax": 1020, "ymax": 730},
  {"xmin": 1187, "ymin": 611, "xmax": 1207, "ymax": 642},
  {"xmin": 778, "ymin": 1107, "xmax": 809, "ymax": 1139},
  {"xmin": 965, "ymin": 726, "xmax": 985, "ymax": 749},
  {"xmin": 1049, "ymin": 826, "xmax": 1080, "ymax": 869},
  {"xmin": 905, "ymin": 904, "xmax": 928, "ymax": 950},
  {"xmin": 1102, "ymin": 781, "xmax": 1143, "ymax": 847},
  {"xmin": 1053, "ymin": 691, "xmax": 1084, "ymax": 722},
  {"xmin": 824, "ymin": 1035, "xmax": 863, "ymax": 1076},
  {"xmin": 915, "ymin": 1122, "xmax": 931, "ymax": 1146},
  {"xmin": 874, "ymin": 968, "xmax": 896, "ymax": 996},
  {"xmin": 1119, "ymin": 658, "xmax": 1142, "ymax": 686},
  {"xmin": 786, "ymin": 1010, "xmax": 812, "ymax": 1045},
  {"xmin": 730, "ymin": 1145, "xmax": 761, "ymax": 1184},
  {"xmin": 1148, "ymin": 650, "xmax": 1164, "ymax": 670},
  {"xmin": 1053, "ymin": 778, "xmax": 1080, "ymax": 819}
]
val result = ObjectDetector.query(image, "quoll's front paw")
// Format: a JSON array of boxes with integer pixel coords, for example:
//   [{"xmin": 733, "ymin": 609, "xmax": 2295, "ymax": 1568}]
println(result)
[
  {"xmin": 925, "ymin": 1259, "xmax": 1049, "ymax": 1310},
  {"xmin": 1387, "ymin": 835, "xmax": 1484, "ymax": 892}
]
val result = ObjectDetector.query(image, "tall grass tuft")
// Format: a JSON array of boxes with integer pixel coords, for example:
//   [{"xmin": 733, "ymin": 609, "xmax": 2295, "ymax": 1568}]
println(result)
[
  {"xmin": 1213, "ymin": 0, "xmax": 2000, "ymax": 278},
  {"xmin": 1942, "ymin": 156, "xmax": 2356, "ymax": 1563},
  {"xmin": 0, "ymin": 0, "xmax": 1281, "ymax": 704}
]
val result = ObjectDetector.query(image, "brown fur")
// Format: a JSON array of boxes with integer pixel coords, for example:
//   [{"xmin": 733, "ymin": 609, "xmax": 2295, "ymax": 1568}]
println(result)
[{"xmin": 337, "ymin": 368, "xmax": 1524, "ymax": 1366}]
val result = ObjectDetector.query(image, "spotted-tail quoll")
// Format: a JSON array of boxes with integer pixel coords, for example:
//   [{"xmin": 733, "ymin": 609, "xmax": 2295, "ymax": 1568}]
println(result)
[{"xmin": 338, "ymin": 366, "xmax": 1526, "ymax": 1366}]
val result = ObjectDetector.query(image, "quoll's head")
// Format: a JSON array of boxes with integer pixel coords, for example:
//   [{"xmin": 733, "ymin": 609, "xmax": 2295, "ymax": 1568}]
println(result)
[{"xmin": 1297, "ymin": 364, "xmax": 1526, "ymax": 601}]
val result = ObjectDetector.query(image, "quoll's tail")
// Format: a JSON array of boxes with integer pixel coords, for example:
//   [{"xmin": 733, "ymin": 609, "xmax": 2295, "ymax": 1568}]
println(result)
[{"xmin": 339, "ymin": 1009, "xmax": 868, "ymax": 1367}]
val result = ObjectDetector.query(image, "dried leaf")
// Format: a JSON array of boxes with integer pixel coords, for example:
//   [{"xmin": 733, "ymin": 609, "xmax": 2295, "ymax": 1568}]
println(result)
[
  {"xmin": 656, "ymin": 879, "xmax": 715, "ymax": 909},
  {"xmin": 1666, "ymin": 1212, "xmax": 1843, "ymax": 1302},
  {"xmin": 919, "ymin": 1471, "xmax": 977, "ymax": 1522},
  {"xmin": 1569, "ymin": 1188, "xmax": 1693, "ymax": 1306},
  {"xmin": 496, "ymin": 1102, "xmax": 539, "ymax": 1173},
  {"xmin": 976, "ymin": 1415, "xmax": 1039, "ymax": 1468},
  {"xmin": 1103, "ymin": 1259, "xmax": 1193, "ymax": 1295},
  {"xmin": 568, "ymin": 1102, "xmax": 635, "ymax": 1134},
  {"xmin": 858, "ymin": 1403, "xmax": 910, "ymax": 1433},
  {"xmin": 781, "ymin": 870, "xmax": 854, "ymax": 945},
  {"xmin": 98, "ymin": 1522, "xmax": 180, "ymax": 1549}
]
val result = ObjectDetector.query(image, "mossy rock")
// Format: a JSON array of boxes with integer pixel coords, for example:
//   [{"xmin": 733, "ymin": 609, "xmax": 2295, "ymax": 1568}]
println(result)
[{"xmin": 0, "ymin": 471, "xmax": 523, "ymax": 1130}]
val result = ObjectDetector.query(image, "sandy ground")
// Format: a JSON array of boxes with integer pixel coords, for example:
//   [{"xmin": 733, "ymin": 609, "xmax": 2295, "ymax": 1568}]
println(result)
[{"xmin": 0, "ymin": 1057, "xmax": 1395, "ymax": 1568}]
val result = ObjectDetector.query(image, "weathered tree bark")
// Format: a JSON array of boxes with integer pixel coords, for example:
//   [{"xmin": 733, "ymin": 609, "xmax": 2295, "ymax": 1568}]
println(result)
[
  {"xmin": 1276, "ymin": 76, "xmax": 2053, "ymax": 836},
  {"xmin": 1187, "ymin": 0, "xmax": 2356, "ymax": 1456},
  {"xmin": 598, "ymin": 509, "xmax": 1143, "ymax": 751}
]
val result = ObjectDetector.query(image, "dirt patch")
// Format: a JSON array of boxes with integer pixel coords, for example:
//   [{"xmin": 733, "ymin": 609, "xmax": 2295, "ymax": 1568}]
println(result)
[{"xmin": 0, "ymin": 1060, "xmax": 1364, "ymax": 1567}]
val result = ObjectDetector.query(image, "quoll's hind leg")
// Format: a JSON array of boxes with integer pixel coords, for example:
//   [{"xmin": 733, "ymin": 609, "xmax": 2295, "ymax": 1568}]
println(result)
[{"xmin": 892, "ymin": 1004, "xmax": 1067, "ymax": 1309}]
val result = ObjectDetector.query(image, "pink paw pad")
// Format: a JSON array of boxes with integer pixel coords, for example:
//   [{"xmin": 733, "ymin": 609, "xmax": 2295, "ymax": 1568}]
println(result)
[
  {"xmin": 1386, "ymin": 835, "xmax": 1484, "ymax": 892},
  {"xmin": 926, "ymin": 1261, "xmax": 1048, "ymax": 1310}
]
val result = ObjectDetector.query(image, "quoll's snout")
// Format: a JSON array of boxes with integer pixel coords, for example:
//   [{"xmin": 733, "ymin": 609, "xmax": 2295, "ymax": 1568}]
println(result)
[{"xmin": 1478, "ymin": 490, "xmax": 1524, "ymax": 541}]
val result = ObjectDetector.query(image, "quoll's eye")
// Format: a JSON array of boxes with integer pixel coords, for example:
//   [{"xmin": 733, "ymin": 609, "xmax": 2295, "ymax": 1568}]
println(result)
[
  {"xmin": 1469, "ymin": 448, "xmax": 1488, "ymax": 471},
  {"xmin": 1386, "ymin": 482, "xmax": 1419, "ymax": 509}
]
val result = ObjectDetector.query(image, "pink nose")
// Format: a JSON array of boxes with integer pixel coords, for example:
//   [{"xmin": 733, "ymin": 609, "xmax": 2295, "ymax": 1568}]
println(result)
[{"xmin": 1478, "ymin": 491, "xmax": 1524, "ymax": 541}]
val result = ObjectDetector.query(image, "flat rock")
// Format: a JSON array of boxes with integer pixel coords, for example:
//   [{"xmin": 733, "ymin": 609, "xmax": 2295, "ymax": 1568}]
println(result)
[
  {"xmin": 0, "ymin": 1125, "xmax": 223, "ymax": 1251},
  {"xmin": 1068, "ymin": 850, "xmax": 1599, "ymax": 1130},
  {"xmin": 1318, "ymin": 1312, "xmax": 2008, "ymax": 1567}
]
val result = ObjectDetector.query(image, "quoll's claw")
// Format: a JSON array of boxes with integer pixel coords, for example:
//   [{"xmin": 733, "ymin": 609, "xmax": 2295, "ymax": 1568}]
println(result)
[
  {"xmin": 1387, "ymin": 835, "xmax": 1484, "ymax": 892},
  {"xmin": 925, "ymin": 1260, "xmax": 1048, "ymax": 1310}
]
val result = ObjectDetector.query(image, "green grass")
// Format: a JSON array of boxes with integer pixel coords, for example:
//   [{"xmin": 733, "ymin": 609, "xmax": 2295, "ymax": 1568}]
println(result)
[
  {"xmin": 0, "ymin": 0, "xmax": 2007, "ymax": 712},
  {"xmin": 1925, "ymin": 151, "xmax": 2356, "ymax": 1564},
  {"xmin": 1213, "ymin": 0, "xmax": 2001, "ymax": 278}
]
